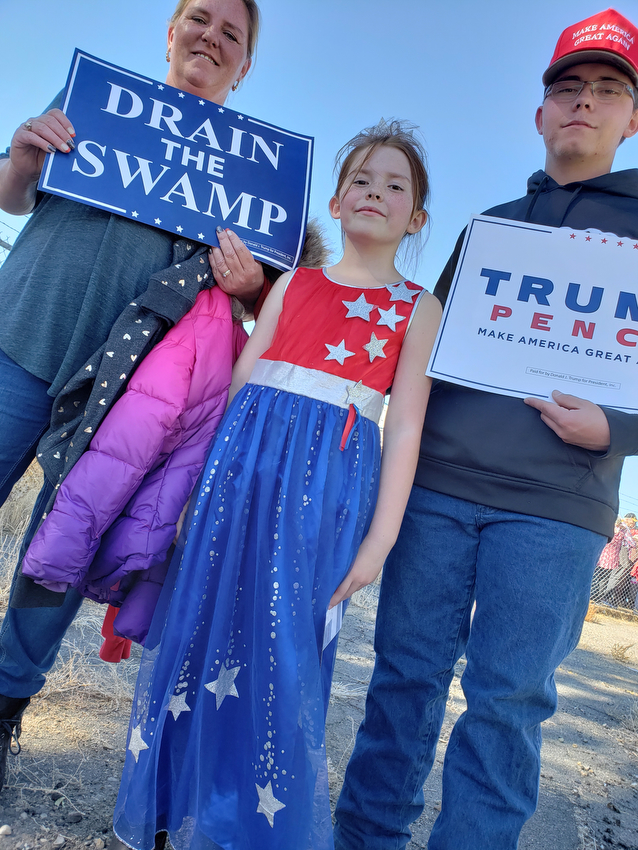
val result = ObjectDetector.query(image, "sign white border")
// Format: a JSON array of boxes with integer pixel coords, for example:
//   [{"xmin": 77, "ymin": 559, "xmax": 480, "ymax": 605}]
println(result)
[{"xmin": 427, "ymin": 215, "xmax": 638, "ymax": 412}]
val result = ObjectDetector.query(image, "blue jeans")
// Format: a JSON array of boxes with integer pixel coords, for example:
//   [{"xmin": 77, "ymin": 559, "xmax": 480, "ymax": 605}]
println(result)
[
  {"xmin": 0, "ymin": 348, "xmax": 84, "ymax": 701},
  {"xmin": 334, "ymin": 486, "xmax": 605, "ymax": 850},
  {"xmin": 0, "ymin": 347, "xmax": 52, "ymax": 505}
]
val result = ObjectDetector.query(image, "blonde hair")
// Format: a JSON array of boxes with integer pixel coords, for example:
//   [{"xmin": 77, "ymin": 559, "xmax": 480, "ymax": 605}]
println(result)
[{"xmin": 170, "ymin": 0, "xmax": 260, "ymax": 59}]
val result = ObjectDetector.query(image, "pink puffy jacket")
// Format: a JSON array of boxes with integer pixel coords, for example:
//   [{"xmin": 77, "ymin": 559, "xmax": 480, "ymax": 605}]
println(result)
[{"xmin": 22, "ymin": 285, "xmax": 247, "ymax": 643}]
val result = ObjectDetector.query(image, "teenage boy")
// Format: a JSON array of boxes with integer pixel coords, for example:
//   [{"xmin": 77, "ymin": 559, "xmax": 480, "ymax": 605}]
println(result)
[{"xmin": 334, "ymin": 9, "xmax": 638, "ymax": 850}]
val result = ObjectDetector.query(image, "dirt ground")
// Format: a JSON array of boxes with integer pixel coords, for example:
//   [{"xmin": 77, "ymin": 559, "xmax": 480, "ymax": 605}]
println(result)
[
  {"xmin": 0, "ymin": 587, "xmax": 634, "ymax": 850},
  {"xmin": 329, "ymin": 592, "xmax": 638, "ymax": 850},
  {"xmin": 0, "ymin": 468, "xmax": 636, "ymax": 850}
]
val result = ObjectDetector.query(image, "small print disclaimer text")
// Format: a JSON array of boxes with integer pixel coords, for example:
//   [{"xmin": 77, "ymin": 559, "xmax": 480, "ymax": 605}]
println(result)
[{"xmin": 525, "ymin": 366, "xmax": 620, "ymax": 391}]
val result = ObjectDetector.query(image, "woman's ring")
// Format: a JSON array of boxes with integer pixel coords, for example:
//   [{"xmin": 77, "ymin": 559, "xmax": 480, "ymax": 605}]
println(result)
[
  {"xmin": 24, "ymin": 121, "xmax": 32, "ymax": 131},
  {"xmin": 222, "ymin": 269, "xmax": 232, "ymax": 278}
]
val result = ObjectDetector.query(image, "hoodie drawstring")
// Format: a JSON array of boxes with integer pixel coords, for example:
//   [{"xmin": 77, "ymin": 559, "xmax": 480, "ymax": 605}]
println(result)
[{"xmin": 524, "ymin": 175, "xmax": 550, "ymax": 222}]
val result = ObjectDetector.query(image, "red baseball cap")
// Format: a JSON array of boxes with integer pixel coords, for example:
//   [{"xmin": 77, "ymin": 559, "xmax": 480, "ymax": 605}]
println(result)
[{"xmin": 543, "ymin": 8, "xmax": 638, "ymax": 87}]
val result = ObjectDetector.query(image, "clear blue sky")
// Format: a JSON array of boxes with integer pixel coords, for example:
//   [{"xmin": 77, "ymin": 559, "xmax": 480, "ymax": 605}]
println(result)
[{"xmin": 1, "ymin": 0, "xmax": 638, "ymax": 514}]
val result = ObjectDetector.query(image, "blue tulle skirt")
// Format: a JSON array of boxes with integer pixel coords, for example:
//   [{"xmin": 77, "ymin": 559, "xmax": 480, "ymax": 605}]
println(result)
[{"xmin": 113, "ymin": 382, "xmax": 380, "ymax": 850}]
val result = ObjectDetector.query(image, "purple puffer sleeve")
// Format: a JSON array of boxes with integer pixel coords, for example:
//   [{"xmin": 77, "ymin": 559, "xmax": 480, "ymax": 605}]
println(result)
[
  {"xmin": 22, "ymin": 287, "xmax": 241, "ymax": 592},
  {"xmin": 81, "ymin": 386, "xmax": 229, "ymax": 594},
  {"xmin": 21, "ymin": 335, "xmax": 198, "ymax": 590},
  {"xmin": 81, "ymin": 296, "xmax": 244, "ymax": 599}
]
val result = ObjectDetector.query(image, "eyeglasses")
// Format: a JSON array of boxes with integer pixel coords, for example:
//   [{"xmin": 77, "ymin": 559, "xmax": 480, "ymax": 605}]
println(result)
[{"xmin": 544, "ymin": 79, "xmax": 636, "ymax": 104}]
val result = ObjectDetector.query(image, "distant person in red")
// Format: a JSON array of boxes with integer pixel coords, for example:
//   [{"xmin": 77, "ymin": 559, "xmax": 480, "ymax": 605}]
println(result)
[
  {"xmin": 602, "ymin": 512, "xmax": 638, "ymax": 607},
  {"xmin": 591, "ymin": 516, "xmax": 625, "ymax": 598}
]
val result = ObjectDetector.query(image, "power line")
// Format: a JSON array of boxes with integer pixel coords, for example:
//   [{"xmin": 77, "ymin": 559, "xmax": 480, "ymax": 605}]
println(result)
[
  {"xmin": 0, "ymin": 219, "xmax": 20, "ymax": 237},
  {"xmin": 0, "ymin": 219, "xmax": 21, "ymax": 265}
]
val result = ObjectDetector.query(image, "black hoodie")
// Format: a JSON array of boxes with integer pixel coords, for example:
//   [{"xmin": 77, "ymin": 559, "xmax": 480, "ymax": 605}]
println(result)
[{"xmin": 417, "ymin": 170, "xmax": 638, "ymax": 538}]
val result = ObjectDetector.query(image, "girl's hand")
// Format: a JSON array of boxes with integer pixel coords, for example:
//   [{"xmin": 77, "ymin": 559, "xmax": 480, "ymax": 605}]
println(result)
[
  {"xmin": 9, "ymin": 109, "xmax": 76, "ymax": 183},
  {"xmin": 329, "ymin": 538, "xmax": 386, "ymax": 609},
  {"xmin": 173, "ymin": 498, "xmax": 191, "ymax": 544},
  {"xmin": 209, "ymin": 228, "xmax": 265, "ymax": 313}
]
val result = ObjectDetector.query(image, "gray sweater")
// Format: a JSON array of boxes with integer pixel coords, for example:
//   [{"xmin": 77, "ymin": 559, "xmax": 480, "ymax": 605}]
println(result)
[{"xmin": 417, "ymin": 170, "xmax": 638, "ymax": 538}]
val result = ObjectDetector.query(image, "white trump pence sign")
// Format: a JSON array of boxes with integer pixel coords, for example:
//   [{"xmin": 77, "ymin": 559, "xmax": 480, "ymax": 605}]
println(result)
[{"xmin": 428, "ymin": 216, "xmax": 638, "ymax": 412}]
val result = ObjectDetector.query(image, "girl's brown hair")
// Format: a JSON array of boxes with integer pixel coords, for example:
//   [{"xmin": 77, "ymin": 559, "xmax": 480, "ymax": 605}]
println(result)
[
  {"xmin": 334, "ymin": 119, "xmax": 430, "ymax": 221},
  {"xmin": 333, "ymin": 120, "xmax": 430, "ymax": 271}
]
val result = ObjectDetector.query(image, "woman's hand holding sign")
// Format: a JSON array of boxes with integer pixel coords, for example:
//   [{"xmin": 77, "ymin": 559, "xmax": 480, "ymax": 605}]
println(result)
[
  {"xmin": 209, "ymin": 227, "xmax": 265, "ymax": 313},
  {"xmin": 0, "ymin": 108, "xmax": 75, "ymax": 215},
  {"xmin": 524, "ymin": 390, "xmax": 611, "ymax": 451}
]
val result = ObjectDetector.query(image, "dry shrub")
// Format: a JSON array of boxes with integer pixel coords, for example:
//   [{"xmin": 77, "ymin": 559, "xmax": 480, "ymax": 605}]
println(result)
[
  {"xmin": 0, "ymin": 513, "xmax": 28, "ymax": 608},
  {"xmin": 38, "ymin": 604, "xmax": 138, "ymax": 710},
  {"xmin": 610, "ymin": 642, "xmax": 634, "ymax": 663},
  {"xmin": 330, "ymin": 682, "xmax": 368, "ymax": 700},
  {"xmin": 0, "ymin": 463, "xmax": 139, "ymax": 710},
  {"xmin": 0, "ymin": 460, "xmax": 42, "ymax": 532},
  {"xmin": 0, "ymin": 461, "xmax": 43, "ymax": 607},
  {"xmin": 350, "ymin": 572, "xmax": 381, "ymax": 611},
  {"xmin": 624, "ymin": 698, "xmax": 638, "ymax": 733},
  {"xmin": 584, "ymin": 602, "xmax": 598, "ymax": 623}
]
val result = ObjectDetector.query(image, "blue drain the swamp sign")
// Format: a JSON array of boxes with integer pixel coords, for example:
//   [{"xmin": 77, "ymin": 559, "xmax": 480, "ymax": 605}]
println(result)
[{"xmin": 39, "ymin": 50, "xmax": 314, "ymax": 272}]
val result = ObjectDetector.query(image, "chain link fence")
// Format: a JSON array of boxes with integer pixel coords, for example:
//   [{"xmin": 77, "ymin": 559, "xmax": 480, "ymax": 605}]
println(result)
[{"xmin": 590, "ymin": 516, "xmax": 638, "ymax": 616}]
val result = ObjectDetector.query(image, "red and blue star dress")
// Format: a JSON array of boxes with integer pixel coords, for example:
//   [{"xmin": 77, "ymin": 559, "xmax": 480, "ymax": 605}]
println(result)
[{"xmin": 113, "ymin": 267, "xmax": 425, "ymax": 850}]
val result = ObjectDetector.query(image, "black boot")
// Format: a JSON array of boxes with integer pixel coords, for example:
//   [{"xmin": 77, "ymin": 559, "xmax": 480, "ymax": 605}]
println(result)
[{"xmin": 0, "ymin": 696, "xmax": 30, "ymax": 791}]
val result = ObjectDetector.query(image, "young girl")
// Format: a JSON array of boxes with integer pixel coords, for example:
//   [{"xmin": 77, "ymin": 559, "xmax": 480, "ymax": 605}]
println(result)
[{"xmin": 110, "ymin": 119, "xmax": 441, "ymax": 850}]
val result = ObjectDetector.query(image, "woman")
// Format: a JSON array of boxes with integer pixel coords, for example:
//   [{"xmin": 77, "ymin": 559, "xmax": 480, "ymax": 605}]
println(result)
[{"xmin": 0, "ymin": 0, "xmax": 265, "ymax": 789}]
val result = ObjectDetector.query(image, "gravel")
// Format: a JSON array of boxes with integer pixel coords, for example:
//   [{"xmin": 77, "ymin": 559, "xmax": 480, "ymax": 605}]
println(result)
[{"xmin": 0, "ymin": 595, "xmax": 635, "ymax": 850}]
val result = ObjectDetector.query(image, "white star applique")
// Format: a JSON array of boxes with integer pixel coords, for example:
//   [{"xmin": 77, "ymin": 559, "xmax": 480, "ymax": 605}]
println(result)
[
  {"xmin": 198, "ymin": 233, "xmax": 205, "ymax": 240},
  {"xmin": 165, "ymin": 691, "xmax": 191, "ymax": 721},
  {"xmin": 256, "ymin": 781, "xmax": 285, "ymax": 827},
  {"xmin": 199, "ymin": 99, "xmax": 205, "ymax": 105},
  {"xmin": 176, "ymin": 225, "xmax": 183, "ymax": 233},
  {"xmin": 178, "ymin": 92, "xmax": 185, "ymax": 98},
  {"xmin": 386, "ymin": 281, "xmax": 417, "ymax": 303},
  {"xmin": 325, "ymin": 340, "xmax": 355, "ymax": 366},
  {"xmin": 377, "ymin": 305, "xmax": 405, "ymax": 332},
  {"xmin": 128, "ymin": 725, "xmax": 149, "ymax": 763},
  {"xmin": 155, "ymin": 218, "xmax": 162, "ymax": 225},
  {"xmin": 131, "ymin": 211, "xmax": 139, "ymax": 218},
  {"xmin": 218, "ymin": 107, "xmax": 225, "ymax": 113},
  {"xmin": 205, "ymin": 665, "xmax": 241, "ymax": 709},
  {"xmin": 363, "ymin": 333, "xmax": 388, "ymax": 362},
  {"xmin": 158, "ymin": 84, "xmax": 164, "ymax": 91},
  {"xmin": 342, "ymin": 294, "xmax": 376, "ymax": 321},
  {"xmin": 237, "ymin": 115, "xmax": 244, "ymax": 120},
  {"xmin": 345, "ymin": 380, "xmax": 368, "ymax": 406}
]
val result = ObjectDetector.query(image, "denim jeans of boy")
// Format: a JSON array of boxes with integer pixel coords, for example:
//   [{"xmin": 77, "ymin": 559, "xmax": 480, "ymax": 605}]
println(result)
[
  {"xmin": 334, "ymin": 486, "xmax": 605, "ymax": 850},
  {"xmin": 0, "ymin": 348, "xmax": 84, "ymax": 703}
]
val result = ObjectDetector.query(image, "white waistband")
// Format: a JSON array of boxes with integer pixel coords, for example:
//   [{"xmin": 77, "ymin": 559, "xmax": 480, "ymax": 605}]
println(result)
[{"xmin": 250, "ymin": 359, "xmax": 385, "ymax": 423}]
